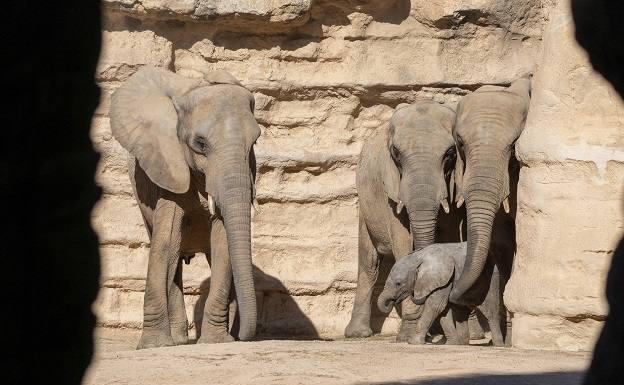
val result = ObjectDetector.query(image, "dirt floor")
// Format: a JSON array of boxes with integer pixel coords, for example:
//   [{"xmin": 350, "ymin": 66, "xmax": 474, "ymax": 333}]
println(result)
[{"xmin": 84, "ymin": 329, "xmax": 591, "ymax": 385}]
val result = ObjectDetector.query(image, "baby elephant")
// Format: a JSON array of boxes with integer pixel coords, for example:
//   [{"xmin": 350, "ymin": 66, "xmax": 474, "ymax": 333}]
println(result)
[{"xmin": 377, "ymin": 243, "xmax": 506, "ymax": 346}]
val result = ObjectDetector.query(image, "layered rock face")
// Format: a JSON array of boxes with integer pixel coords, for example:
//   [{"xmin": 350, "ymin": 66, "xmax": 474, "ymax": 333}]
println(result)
[
  {"xmin": 91, "ymin": 0, "xmax": 622, "ymax": 349},
  {"xmin": 504, "ymin": 0, "xmax": 624, "ymax": 351}
]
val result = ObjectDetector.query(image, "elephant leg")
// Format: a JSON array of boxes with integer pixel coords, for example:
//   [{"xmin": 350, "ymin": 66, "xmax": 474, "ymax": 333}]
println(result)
[
  {"xmin": 505, "ymin": 312, "xmax": 513, "ymax": 347},
  {"xmin": 479, "ymin": 300, "xmax": 505, "ymax": 347},
  {"xmin": 345, "ymin": 218, "xmax": 379, "ymax": 338},
  {"xmin": 137, "ymin": 199, "xmax": 183, "ymax": 350},
  {"xmin": 198, "ymin": 219, "xmax": 235, "ymax": 344},
  {"xmin": 408, "ymin": 286, "xmax": 450, "ymax": 345},
  {"xmin": 468, "ymin": 309, "xmax": 485, "ymax": 340},
  {"xmin": 452, "ymin": 305, "xmax": 471, "ymax": 345},
  {"xmin": 391, "ymin": 227, "xmax": 418, "ymax": 343},
  {"xmin": 478, "ymin": 268, "xmax": 506, "ymax": 347},
  {"xmin": 439, "ymin": 307, "xmax": 461, "ymax": 345},
  {"xmin": 488, "ymin": 315, "xmax": 505, "ymax": 347},
  {"xmin": 396, "ymin": 298, "xmax": 421, "ymax": 342},
  {"xmin": 168, "ymin": 258, "xmax": 189, "ymax": 345}
]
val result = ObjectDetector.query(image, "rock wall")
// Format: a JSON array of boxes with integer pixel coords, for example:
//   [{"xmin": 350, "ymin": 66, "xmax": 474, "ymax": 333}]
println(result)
[
  {"xmin": 504, "ymin": 0, "xmax": 624, "ymax": 351},
  {"xmin": 91, "ymin": 0, "xmax": 622, "ymax": 349}
]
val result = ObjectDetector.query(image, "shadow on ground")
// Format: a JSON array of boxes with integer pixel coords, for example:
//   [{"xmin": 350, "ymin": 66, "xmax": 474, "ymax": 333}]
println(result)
[
  {"xmin": 360, "ymin": 371, "xmax": 584, "ymax": 385},
  {"xmin": 193, "ymin": 265, "xmax": 324, "ymax": 341}
]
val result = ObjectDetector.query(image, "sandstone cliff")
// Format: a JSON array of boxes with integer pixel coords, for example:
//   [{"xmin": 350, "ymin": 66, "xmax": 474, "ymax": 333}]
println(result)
[{"xmin": 91, "ymin": 0, "xmax": 623, "ymax": 350}]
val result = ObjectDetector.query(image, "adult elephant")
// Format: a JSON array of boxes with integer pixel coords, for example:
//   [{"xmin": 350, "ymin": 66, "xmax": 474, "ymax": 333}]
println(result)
[
  {"xmin": 345, "ymin": 101, "xmax": 461, "ymax": 340},
  {"xmin": 110, "ymin": 66, "xmax": 260, "ymax": 349},
  {"xmin": 449, "ymin": 77, "xmax": 531, "ymax": 307}
]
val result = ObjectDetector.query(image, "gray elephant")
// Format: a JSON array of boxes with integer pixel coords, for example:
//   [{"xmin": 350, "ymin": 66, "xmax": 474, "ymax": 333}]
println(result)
[
  {"xmin": 449, "ymin": 77, "xmax": 531, "ymax": 308},
  {"xmin": 377, "ymin": 243, "xmax": 506, "ymax": 346},
  {"xmin": 109, "ymin": 66, "xmax": 260, "ymax": 349},
  {"xmin": 345, "ymin": 101, "xmax": 463, "ymax": 340}
]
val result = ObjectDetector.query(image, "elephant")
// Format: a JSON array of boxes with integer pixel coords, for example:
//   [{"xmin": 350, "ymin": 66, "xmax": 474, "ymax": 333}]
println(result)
[
  {"xmin": 109, "ymin": 66, "xmax": 261, "ymax": 349},
  {"xmin": 344, "ymin": 101, "xmax": 463, "ymax": 340},
  {"xmin": 377, "ymin": 242, "xmax": 507, "ymax": 346},
  {"xmin": 449, "ymin": 77, "xmax": 531, "ymax": 308}
]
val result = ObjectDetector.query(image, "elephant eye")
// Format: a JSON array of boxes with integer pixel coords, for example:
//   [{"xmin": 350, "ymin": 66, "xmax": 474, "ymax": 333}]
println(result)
[
  {"xmin": 443, "ymin": 146, "xmax": 456, "ymax": 174},
  {"xmin": 193, "ymin": 136, "xmax": 209, "ymax": 153},
  {"xmin": 443, "ymin": 146, "xmax": 456, "ymax": 161},
  {"xmin": 456, "ymin": 135, "xmax": 465, "ymax": 152},
  {"xmin": 390, "ymin": 144, "xmax": 400, "ymax": 160}
]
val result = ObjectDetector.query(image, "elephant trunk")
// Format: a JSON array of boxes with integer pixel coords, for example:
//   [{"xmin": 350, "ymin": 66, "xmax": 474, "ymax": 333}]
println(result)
[
  {"xmin": 404, "ymin": 170, "xmax": 441, "ymax": 250},
  {"xmin": 216, "ymin": 152, "xmax": 256, "ymax": 341},
  {"xmin": 407, "ymin": 202, "xmax": 439, "ymax": 250},
  {"xmin": 450, "ymin": 160, "xmax": 502, "ymax": 303},
  {"xmin": 377, "ymin": 288, "xmax": 395, "ymax": 314},
  {"xmin": 410, "ymin": 292, "xmax": 428, "ymax": 305}
]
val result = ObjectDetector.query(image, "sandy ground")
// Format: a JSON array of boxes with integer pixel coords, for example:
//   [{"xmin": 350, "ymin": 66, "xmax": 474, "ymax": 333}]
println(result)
[{"xmin": 84, "ymin": 329, "xmax": 591, "ymax": 385}]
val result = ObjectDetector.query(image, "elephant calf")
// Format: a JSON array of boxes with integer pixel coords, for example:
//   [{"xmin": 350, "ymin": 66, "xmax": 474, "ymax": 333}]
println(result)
[{"xmin": 377, "ymin": 243, "xmax": 506, "ymax": 346}]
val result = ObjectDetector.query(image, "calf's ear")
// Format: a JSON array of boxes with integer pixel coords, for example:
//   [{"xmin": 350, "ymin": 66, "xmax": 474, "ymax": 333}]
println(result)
[{"xmin": 412, "ymin": 255, "xmax": 455, "ymax": 304}]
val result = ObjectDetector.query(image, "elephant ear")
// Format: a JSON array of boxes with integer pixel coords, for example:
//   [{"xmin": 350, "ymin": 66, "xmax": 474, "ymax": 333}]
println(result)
[
  {"xmin": 508, "ymin": 76, "xmax": 532, "ymax": 105},
  {"xmin": 440, "ymin": 101, "xmax": 458, "ymax": 115},
  {"xmin": 412, "ymin": 254, "xmax": 455, "ymax": 304},
  {"xmin": 452, "ymin": 123, "xmax": 465, "ymax": 208},
  {"xmin": 110, "ymin": 66, "xmax": 201, "ymax": 194},
  {"xmin": 395, "ymin": 102, "xmax": 411, "ymax": 111},
  {"xmin": 382, "ymin": 138, "xmax": 401, "ymax": 204},
  {"xmin": 249, "ymin": 147, "xmax": 259, "ymax": 211},
  {"xmin": 453, "ymin": 150, "xmax": 465, "ymax": 207},
  {"xmin": 508, "ymin": 76, "xmax": 532, "ymax": 133},
  {"xmin": 204, "ymin": 70, "xmax": 243, "ymax": 86}
]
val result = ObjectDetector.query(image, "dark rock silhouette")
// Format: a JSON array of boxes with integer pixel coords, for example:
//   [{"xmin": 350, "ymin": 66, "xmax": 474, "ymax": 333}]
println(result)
[
  {"xmin": 361, "ymin": 371, "xmax": 583, "ymax": 385},
  {"xmin": 2, "ymin": 3, "xmax": 102, "ymax": 385}
]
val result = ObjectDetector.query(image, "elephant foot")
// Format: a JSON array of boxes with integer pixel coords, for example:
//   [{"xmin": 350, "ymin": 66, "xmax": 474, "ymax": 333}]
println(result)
[
  {"xmin": 197, "ymin": 333, "xmax": 235, "ymax": 344},
  {"xmin": 470, "ymin": 329, "xmax": 485, "ymax": 340},
  {"xmin": 197, "ymin": 324, "xmax": 235, "ymax": 344},
  {"xmin": 396, "ymin": 320, "xmax": 418, "ymax": 343},
  {"xmin": 344, "ymin": 318, "xmax": 373, "ymax": 338},
  {"xmin": 445, "ymin": 337, "xmax": 467, "ymax": 345},
  {"xmin": 428, "ymin": 334, "xmax": 446, "ymax": 345},
  {"xmin": 468, "ymin": 315, "xmax": 485, "ymax": 340},
  {"xmin": 407, "ymin": 333, "xmax": 426, "ymax": 345},
  {"xmin": 170, "ymin": 322, "xmax": 189, "ymax": 346},
  {"xmin": 137, "ymin": 330, "xmax": 175, "ymax": 350}
]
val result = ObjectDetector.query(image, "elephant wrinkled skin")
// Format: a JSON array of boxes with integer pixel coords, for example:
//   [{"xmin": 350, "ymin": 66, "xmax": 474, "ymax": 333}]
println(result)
[
  {"xmin": 378, "ymin": 243, "xmax": 506, "ymax": 346},
  {"xmin": 109, "ymin": 67, "xmax": 261, "ymax": 349},
  {"xmin": 345, "ymin": 101, "xmax": 463, "ymax": 341},
  {"xmin": 449, "ymin": 77, "xmax": 531, "ymax": 306}
]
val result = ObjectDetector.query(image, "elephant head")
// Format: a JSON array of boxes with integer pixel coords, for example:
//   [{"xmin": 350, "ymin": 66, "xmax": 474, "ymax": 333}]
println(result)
[
  {"xmin": 377, "ymin": 245, "xmax": 457, "ymax": 313},
  {"xmin": 109, "ymin": 66, "xmax": 260, "ymax": 341},
  {"xmin": 383, "ymin": 101, "xmax": 457, "ymax": 249},
  {"xmin": 449, "ymin": 77, "xmax": 531, "ymax": 303}
]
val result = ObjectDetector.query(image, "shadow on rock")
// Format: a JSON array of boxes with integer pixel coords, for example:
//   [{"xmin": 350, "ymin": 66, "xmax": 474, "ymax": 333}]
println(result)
[{"xmin": 193, "ymin": 265, "xmax": 322, "ymax": 341}]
